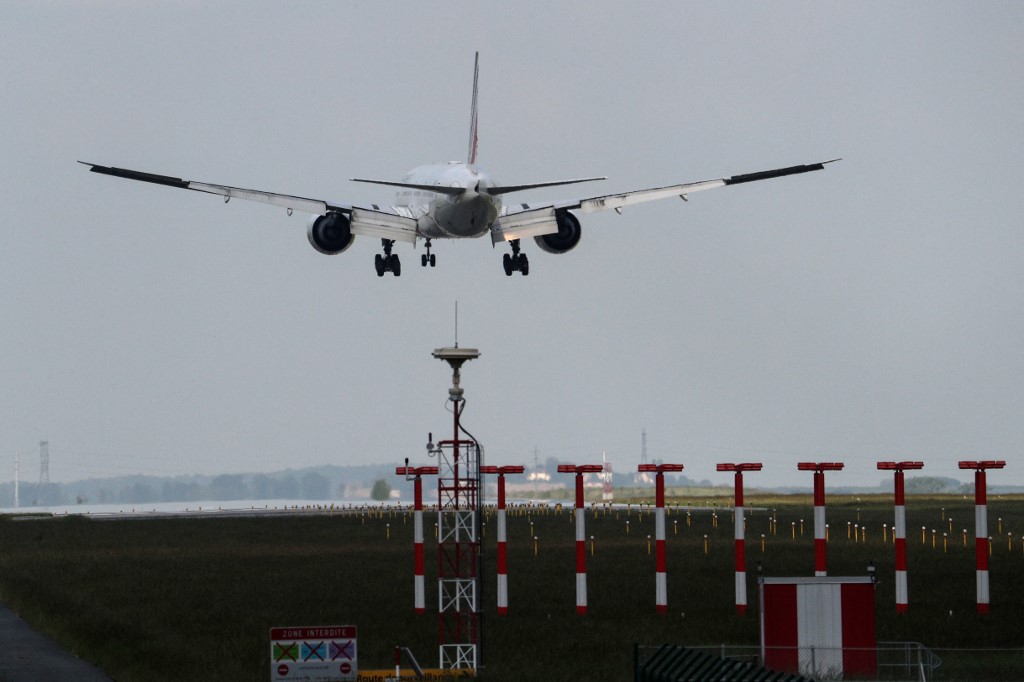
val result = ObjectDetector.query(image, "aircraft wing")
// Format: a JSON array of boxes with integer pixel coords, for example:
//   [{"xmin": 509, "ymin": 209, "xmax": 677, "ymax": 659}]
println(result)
[
  {"xmin": 80, "ymin": 162, "xmax": 419, "ymax": 244},
  {"xmin": 492, "ymin": 159, "xmax": 837, "ymax": 243}
]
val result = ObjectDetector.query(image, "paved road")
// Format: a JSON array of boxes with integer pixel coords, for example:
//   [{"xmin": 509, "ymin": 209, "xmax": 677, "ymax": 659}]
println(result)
[{"xmin": 0, "ymin": 603, "xmax": 113, "ymax": 681}]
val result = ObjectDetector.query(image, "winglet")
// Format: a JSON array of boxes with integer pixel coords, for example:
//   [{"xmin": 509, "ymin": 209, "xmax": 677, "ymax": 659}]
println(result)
[{"xmin": 467, "ymin": 52, "xmax": 480, "ymax": 165}]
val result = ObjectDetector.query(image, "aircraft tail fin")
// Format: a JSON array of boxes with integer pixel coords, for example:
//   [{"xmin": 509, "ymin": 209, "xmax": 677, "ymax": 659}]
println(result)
[{"xmin": 467, "ymin": 52, "xmax": 479, "ymax": 165}]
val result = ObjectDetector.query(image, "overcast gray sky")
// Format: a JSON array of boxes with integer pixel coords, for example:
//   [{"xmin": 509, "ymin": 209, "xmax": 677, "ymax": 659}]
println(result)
[{"xmin": 2, "ymin": 2, "xmax": 1022, "ymax": 489}]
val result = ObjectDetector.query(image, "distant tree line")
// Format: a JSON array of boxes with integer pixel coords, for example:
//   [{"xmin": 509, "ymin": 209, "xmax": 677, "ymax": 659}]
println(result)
[{"xmin": 0, "ymin": 463, "xmax": 407, "ymax": 508}]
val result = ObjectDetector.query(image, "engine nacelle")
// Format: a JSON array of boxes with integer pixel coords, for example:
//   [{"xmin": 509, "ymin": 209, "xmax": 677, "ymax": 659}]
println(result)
[
  {"xmin": 534, "ymin": 210, "xmax": 582, "ymax": 254},
  {"xmin": 307, "ymin": 212, "xmax": 355, "ymax": 255}
]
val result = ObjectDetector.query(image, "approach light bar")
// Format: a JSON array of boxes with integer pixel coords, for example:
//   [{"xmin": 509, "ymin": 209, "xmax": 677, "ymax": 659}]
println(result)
[
  {"xmin": 716, "ymin": 463, "xmax": 763, "ymax": 472},
  {"xmin": 797, "ymin": 462, "xmax": 845, "ymax": 472},
  {"xmin": 876, "ymin": 461, "xmax": 924, "ymax": 471},
  {"xmin": 958, "ymin": 461, "xmax": 1006, "ymax": 470}
]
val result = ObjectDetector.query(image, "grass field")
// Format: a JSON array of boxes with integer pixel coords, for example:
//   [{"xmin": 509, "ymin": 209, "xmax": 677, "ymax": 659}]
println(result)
[{"xmin": 0, "ymin": 493, "xmax": 1022, "ymax": 681}]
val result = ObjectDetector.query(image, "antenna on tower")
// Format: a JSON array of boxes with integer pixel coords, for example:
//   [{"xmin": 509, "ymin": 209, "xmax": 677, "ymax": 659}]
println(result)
[
  {"xmin": 455, "ymin": 300, "xmax": 459, "ymax": 348},
  {"xmin": 39, "ymin": 440, "xmax": 49, "ymax": 488}
]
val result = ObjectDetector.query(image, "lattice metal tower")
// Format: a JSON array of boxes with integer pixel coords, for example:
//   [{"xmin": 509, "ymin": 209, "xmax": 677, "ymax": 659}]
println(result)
[
  {"xmin": 431, "ymin": 344, "xmax": 482, "ymax": 671},
  {"xmin": 39, "ymin": 440, "xmax": 49, "ymax": 488}
]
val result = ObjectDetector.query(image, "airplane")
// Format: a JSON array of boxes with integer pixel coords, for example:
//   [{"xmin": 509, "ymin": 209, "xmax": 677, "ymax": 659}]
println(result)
[{"xmin": 82, "ymin": 53, "xmax": 837, "ymax": 277}]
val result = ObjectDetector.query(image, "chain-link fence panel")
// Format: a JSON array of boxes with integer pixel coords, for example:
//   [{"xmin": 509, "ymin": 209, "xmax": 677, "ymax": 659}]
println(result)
[{"xmin": 637, "ymin": 644, "xmax": 1024, "ymax": 681}]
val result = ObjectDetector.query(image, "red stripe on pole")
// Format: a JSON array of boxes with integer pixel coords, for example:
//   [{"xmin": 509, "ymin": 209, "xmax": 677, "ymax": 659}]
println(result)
[
  {"xmin": 655, "ymin": 539, "xmax": 666, "ymax": 572},
  {"xmin": 815, "ymin": 538, "xmax": 827, "ymax": 575},
  {"xmin": 894, "ymin": 471, "xmax": 904, "ymax": 506},
  {"xmin": 735, "ymin": 538, "xmax": 745, "ymax": 570},
  {"xmin": 497, "ymin": 536, "xmax": 507, "ymax": 574},
  {"xmin": 976, "ymin": 470, "xmax": 986, "ymax": 506},
  {"xmin": 735, "ymin": 472, "xmax": 744, "ymax": 508},
  {"xmin": 976, "ymin": 538, "xmax": 989, "ymax": 570},
  {"xmin": 894, "ymin": 538, "xmax": 907, "ymax": 570}
]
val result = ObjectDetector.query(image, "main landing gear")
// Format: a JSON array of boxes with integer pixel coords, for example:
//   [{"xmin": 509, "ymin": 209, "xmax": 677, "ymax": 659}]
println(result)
[
  {"xmin": 421, "ymin": 239, "xmax": 437, "ymax": 268},
  {"xmin": 503, "ymin": 239, "xmax": 529, "ymax": 276},
  {"xmin": 375, "ymin": 239, "xmax": 401, "ymax": 277}
]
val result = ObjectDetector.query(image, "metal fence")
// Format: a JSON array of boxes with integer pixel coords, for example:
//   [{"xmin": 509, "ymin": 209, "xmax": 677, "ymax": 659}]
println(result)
[{"xmin": 636, "ymin": 643, "xmax": 1024, "ymax": 681}]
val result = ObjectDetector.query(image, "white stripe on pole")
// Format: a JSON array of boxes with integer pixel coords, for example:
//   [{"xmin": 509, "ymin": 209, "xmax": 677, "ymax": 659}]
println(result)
[
  {"xmin": 498, "ymin": 573, "xmax": 508, "ymax": 613},
  {"xmin": 576, "ymin": 573, "xmax": 587, "ymax": 612},
  {"xmin": 814, "ymin": 506, "xmax": 826, "ymax": 539}
]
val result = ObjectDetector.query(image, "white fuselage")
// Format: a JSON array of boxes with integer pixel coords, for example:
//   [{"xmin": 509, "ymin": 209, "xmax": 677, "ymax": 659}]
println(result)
[{"xmin": 397, "ymin": 162, "xmax": 501, "ymax": 240}]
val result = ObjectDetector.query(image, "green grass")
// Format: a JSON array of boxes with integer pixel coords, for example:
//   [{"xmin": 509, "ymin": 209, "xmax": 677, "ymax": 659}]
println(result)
[{"xmin": 0, "ymin": 495, "xmax": 1022, "ymax": 681}]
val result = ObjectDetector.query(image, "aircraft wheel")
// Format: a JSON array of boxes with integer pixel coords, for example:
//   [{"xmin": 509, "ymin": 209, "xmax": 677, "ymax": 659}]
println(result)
[
  {"xmin": 390, "ymin": 254, "xmax": 401, "ymax": 277},
  {"xmin": 421, "ymin": 254, "xmax": 428, "ymax": 267},
  {"xmin": 503, "ymin": 253, "xmax": 513, "ymax": 276},
  {"xmin": 375, "ymin": 254, "xmax": 385, "ymax": 277},
  {"xmin": 520, "ymin": 253, "xmax": 529, "ymax": 276},
  {"xmin": 429, "ymin": 254, "xmax": 436, "ymax": 267}
]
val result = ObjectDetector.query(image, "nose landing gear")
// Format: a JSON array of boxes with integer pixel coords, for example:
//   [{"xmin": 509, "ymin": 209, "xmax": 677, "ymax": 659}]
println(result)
[
  {"xmin": 502, "ymin": 239, "xmax": 529, "ymax": 276},
  {"xmin": 421, "ymin": 239, "xmax": 437, "ymax": 268}
]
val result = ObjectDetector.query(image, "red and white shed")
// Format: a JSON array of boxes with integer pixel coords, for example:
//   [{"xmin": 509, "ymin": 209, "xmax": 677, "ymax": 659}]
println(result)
[{"xmin": 760, "ymin": 576, "xmax": 877, "ymax": 678}]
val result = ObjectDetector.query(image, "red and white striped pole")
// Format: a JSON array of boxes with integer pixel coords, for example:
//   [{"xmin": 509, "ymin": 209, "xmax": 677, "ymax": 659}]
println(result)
[
  {"xmin": 558, "ymin": 464, "xmax": 603, "ymax": 615},
  {"xmin": 396, "ymin": 465, "xmax": 438, "ymax": 615},
  {"xmin": 639, "ymin": 463, "xmax": 685, "ymax": 615},
  {"xmin": 797, "ymin": 462, "xmax": 843, "ymax": 576},
  {"xmin": 959, "ymin": 460, "xmax": 1006, "ymax": 614},
  {"xmin": 717, "ymin": 463, "xmax": 762, "ymax": 615},
  {"xmin": 877, "ymin": 461, "xmax": 923, "ymax": 613},
  {"xmin": 481, "ymin": 465, "xmax": 525, "ymax": 616}
]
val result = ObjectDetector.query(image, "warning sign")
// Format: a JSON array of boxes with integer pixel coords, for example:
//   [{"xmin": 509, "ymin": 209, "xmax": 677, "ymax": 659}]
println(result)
[{"xmin": 271, "ymin": 626, "xmax": 357, "ymax": 682}]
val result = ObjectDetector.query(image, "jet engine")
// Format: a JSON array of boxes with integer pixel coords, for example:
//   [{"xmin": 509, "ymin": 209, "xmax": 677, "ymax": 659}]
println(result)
[
  {"xmin": 307, "ymin": 212, "xmax": 355, "ymax": 254},
  {"xmin": 534, "ymin": 210, "xmax": 581, "ymax": 254}
]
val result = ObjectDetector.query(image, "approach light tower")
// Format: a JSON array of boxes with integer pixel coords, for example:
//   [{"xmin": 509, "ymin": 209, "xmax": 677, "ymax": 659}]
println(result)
[
  {"xmin": 877, "ymin": 460, "xmax": 924, "ymax": 613},
  {"xmin": 431, "ymin": 344, "xmax": 482, "ymax": 671},
  {"xmin": 959, "ymin": 460, "xmax": 1006, "ymax": 614},
  {"xmin": 717, "ymin": 462, "xmax": 763, "ymax": 615},
  {"xmin": 797, "ymin": 462, "xmax": 844, "ymax": 576}
]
